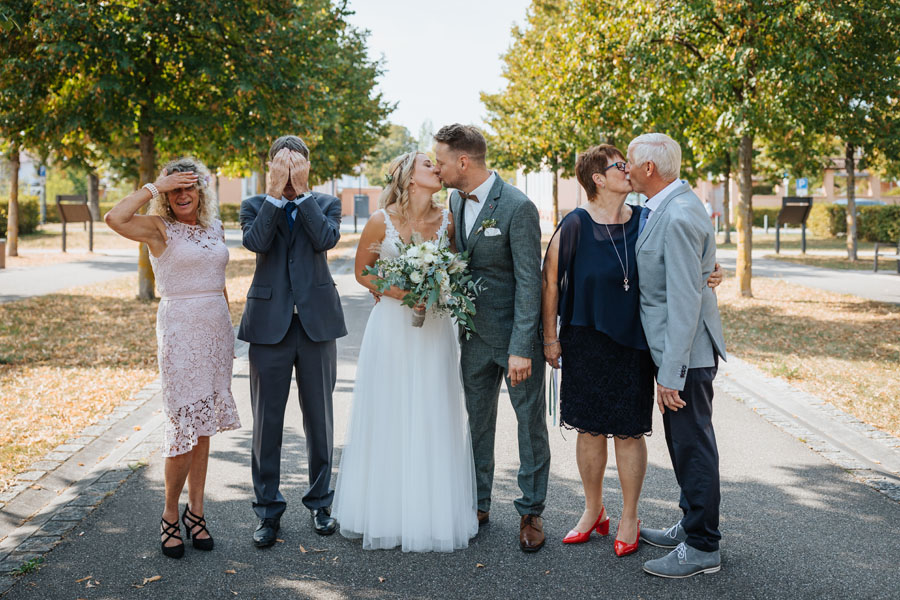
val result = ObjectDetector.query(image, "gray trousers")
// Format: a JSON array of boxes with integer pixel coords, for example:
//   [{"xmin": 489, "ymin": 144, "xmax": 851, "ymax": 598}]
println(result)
[
  {"xmin": 249, "ymin": 315, "xmax": 337, "ymax": 520},
  {"xmin": 460, "ymin": 334, "xmax": 550, "ymax": 516}
]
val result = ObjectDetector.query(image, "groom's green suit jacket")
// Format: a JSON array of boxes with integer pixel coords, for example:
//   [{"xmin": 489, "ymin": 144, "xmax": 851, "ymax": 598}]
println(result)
[{"xmin": 449, "ymin": 174, "xmax": 542, "ymax": 358}]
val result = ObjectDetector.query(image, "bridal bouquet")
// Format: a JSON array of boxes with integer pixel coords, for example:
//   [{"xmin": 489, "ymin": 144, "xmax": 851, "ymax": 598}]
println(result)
[{"xmin": 363, "ymin": 233, "xmax": 484, "ymax": 337}]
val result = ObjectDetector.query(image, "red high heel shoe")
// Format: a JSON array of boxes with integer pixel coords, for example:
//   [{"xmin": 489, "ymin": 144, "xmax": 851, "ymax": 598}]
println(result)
[
  {"xmin": 614, "ymin": 519, "xmax": 641, "ymax": 557},
  {"xmin": 562, "ymin": 507, "xmax": 610, "ymax": 544}
]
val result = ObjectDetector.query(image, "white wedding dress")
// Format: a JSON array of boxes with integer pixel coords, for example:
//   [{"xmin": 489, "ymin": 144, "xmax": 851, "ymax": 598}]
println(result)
[{"xmin": 333, "ymin": 208, "xmax": 478, "ymax": 552}]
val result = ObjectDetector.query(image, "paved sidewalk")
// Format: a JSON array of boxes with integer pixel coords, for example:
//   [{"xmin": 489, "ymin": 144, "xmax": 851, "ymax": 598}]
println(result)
[
  {"xmin": 0, "ymin": 224, "xmax": 364, "ymax": 303},
  {"xmin": 717, "ymin": 250, "xmax": 900, "ymax": 304},
  {"xmin": 1, "ymin": 274, "xmax": 899, "ymax": 599}
]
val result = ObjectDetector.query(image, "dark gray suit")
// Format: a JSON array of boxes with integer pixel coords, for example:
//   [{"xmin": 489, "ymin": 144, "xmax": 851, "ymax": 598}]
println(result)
[
  {"xmin": 636, "ymin": 182, "xmax": 727, "ymax": 552},
  {"xmin": 238, "ymin": 193, "xmax": 347, "ymax": 519},
  {"xmin": 450, "ymin": 175, "xmax": 550, "ymax": 517}
]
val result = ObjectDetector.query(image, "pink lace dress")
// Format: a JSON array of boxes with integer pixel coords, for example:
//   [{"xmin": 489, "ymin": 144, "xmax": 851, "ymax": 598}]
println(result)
[{"xmin": 150, "ymin": 218, "xmax": 241, "ymax": 457}]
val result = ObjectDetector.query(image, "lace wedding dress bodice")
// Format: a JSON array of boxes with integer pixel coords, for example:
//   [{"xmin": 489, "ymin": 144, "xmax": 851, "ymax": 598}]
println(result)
[
  {"xmin": 149, "ymin": 217, "xmax": 240, "ymax": 457},
  {"xmin": 379, "ymin": 208, "xmax": 450, "ymax": 258}
]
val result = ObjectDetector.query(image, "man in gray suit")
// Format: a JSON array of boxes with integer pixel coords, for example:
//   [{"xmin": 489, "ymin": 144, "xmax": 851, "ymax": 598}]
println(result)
[
  {"xmin": 238, "ymin": 136, "xmax": 347, "ymax": 547},
  {"xmin": 627, "ymin": 133, "xmax": 727, "ymax": 578},
  {"xmin": 434, "ymin": 124, "xmax": 551, "ymax": 552}
]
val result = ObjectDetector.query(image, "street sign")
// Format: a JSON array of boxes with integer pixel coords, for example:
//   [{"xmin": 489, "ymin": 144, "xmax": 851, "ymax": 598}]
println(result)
[{"xmin": 796, "ymin": 178, "xmax": 809, "ymax": 195}]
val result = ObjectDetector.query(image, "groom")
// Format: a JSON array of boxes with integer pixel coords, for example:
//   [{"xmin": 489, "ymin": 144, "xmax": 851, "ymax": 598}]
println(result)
[
  {"xmin": 626, "ymin": 133, "xmax": 727, "ymax": 577},
  {"xmin": 434, "ymin": 124, "xmax": 551, "ymax": 553},
  {"xmin": 238, "ymin": 135, "xmax": 347, "ymax": 547}
]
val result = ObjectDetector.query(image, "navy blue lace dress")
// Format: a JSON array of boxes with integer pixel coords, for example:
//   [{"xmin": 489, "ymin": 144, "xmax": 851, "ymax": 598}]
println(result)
[{"xmin": 551, "ymin": 206, "xmax": 653, "ymax": 438}]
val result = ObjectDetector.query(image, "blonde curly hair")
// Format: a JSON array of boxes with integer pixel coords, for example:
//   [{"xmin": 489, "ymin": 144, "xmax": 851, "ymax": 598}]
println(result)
[
  {"xmin": 148, "ymin": 156, "xmax": 218, "ymax": 228},
  {"xmin": 378, "ymin": 151, "xmax": 439, "ymax": 220}
]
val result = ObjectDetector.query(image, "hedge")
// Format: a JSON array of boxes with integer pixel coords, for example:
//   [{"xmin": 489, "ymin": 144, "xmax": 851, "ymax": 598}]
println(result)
[
  {"xmin": 858, "ymin": 205, "xmax": 900, "ymax": 243},
  {"xmin": 219, "ymin": 203, "xmax": 241, "ymax": 224},
  {"xmin": 808, "ymin": 203, "xmax": 845, "ymax": 237},
  {"xmin": 0, "ymin": 196, "xmax": 41, "ymax": 236},
  {"xmin": 806, "ymin": 203, "xmax": 900, "ymax": 241}
]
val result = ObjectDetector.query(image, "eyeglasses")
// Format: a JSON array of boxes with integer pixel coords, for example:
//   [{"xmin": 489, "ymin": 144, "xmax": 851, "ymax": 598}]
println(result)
[{"xmin": 604, "ymin": 161, "xmax": 626, "ymax": 172}]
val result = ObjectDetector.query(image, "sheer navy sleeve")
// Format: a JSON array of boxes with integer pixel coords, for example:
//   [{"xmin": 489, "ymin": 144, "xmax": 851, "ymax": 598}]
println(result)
[{"xmin": 548, "ymin": 210, "xmax": 582, "ymax": 326}]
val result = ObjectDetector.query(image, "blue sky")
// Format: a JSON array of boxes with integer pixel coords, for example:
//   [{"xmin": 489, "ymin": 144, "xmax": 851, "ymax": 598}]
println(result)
[{"xmin": 345, "ymin": 0, "xmax": 532, "ymax": 138}]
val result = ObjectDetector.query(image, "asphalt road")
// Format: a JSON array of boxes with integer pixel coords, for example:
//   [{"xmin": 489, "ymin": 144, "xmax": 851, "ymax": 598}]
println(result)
[{"xmin": 7, "ymin": 273, "xmax": 900, "ymax": 599}]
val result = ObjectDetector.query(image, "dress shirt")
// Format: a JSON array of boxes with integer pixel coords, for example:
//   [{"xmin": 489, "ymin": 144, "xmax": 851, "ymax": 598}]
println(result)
[
  {"xmin": 265, "ymin": 191, "xmax": 311, "ymax": 209},
  {"xmin": 644, "ymin": 179, "xmax": 684, "ymax": 224},
  {"xmin": 462, "ymin": 171, "xmax": 497, "ymax": 238}
]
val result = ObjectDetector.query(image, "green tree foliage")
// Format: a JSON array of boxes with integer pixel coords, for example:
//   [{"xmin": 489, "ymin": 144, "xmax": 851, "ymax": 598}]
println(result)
[
  {"xmin": 0, "ymin": 1, "xmax": 53, "ymax": 255},
  {"xmin": 363, "ymin": 124, "xmax": 418, "ymax": 184},
  {"xmin": 790, "ymin": 0, "xmax": 900, "ymax": 260},
  {"xmin": 483, "ymin": 0, "xmax": 589, "ymax": 227},
  {"xmin": 29, "ymin": 0, "xmax": 388, "ymax": 298}
]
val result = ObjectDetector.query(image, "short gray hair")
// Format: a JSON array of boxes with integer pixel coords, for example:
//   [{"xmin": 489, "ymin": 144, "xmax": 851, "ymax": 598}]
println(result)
[
  {"xmin": 627, "ymin": 133, "xmax": 681, "ymax": 181},
  {"xmin": 269, "ymin": 135, "xmax": 309, "ymax": 160}
]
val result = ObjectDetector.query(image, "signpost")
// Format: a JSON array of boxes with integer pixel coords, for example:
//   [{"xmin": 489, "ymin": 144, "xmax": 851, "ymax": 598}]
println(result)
[
  {"xmin": 38, "ymin": 165, "xmax": 47, "ymax": 224},
  {"xmin": 353, "ymin": 195, "xmax": 370, "ymax": 234},
  {"xmin": 56, "ymin": 194, "xmax": 93, "ymax": 252},
  {"xmin": 776, "ymin": 196, "xmax": 813, "ymax": 254}
]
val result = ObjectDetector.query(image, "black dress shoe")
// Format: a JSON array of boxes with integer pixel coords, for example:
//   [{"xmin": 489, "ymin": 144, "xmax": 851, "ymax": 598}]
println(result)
[
  {"xmin": 253, "ymin": 517, "xmax": 280, "ymax": 548},
  {"xmin": 311, "ymin": 507, "xmax": 337, "ymax": 536}
]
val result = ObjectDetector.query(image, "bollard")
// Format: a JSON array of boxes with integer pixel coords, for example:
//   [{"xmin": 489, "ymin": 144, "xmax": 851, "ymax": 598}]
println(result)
[
  {"xmin": 0, "ymin": 238, "xmax": 5, "ymax": 269},
  {"xmin": 764, "ymin": 214, "xmax": 768, "ymax": 233}
]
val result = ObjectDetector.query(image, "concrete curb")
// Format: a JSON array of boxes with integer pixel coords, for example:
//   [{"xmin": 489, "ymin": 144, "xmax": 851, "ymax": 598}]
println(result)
[{"xmin": 718, "ymin": 356, "xmax": 900, "ymax": 504}]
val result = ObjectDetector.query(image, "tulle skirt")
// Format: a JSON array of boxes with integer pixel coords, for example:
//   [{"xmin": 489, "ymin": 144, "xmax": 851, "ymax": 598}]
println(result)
[{"xmin": 333, "ymin": 297, "xmax": 478, "ymax": 552}]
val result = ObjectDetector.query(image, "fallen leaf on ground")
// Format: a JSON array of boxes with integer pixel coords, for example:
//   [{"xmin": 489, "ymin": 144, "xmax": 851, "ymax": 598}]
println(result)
[
  {"xmin": 74, "ymin": 576, "xmax": 92, "ymax": 583},
  {"xmin": 77, "ymin": 463, "xmax": 85, "ymax": 467},
  {"xmin": 116, "ymin": 436, "xmax": 127, "ymax": 443},
  {"xmin": 29, "ymin": 484, "xmax": 41, "ymax": 490},
  {"xmin": 224, "ymin": 569, "xmax": 236, "ymax": 574},
  {"xmin": 142, "ymin": 575, "xmax": 161, "ymax": 585},
  {"xmin": 275, "ymin": 538, "xmax": 285, "ymax": 543},
  {"xmin": 299, "ymin": 544, "xmax": 307, "ymax": 553},
  {"xmin": 476, "ymin": 563, "xmax": 485, "ymax": 568},
  {"xmin": 133, "ymin": 425, "xmax": 141, "ymax": 431},
  {"xmin": 378, "ymin": 577, "xmax": 386, "ymax": 583}
]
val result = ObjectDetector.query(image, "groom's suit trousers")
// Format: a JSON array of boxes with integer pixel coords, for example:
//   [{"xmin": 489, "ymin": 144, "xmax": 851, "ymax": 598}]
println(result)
[
  {"xmin": 249, "ymin": 315, "xmax": 337, "ymax": 519},
  {"xmin": 461, "ymin": 333, "xmax": 550, "ymax": 517}
]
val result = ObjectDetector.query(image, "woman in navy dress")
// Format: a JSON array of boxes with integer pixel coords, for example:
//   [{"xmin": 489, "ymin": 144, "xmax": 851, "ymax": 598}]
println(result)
[{"xmin": 541, "ymin": 144, "xmax": 720, "ymax": 557}]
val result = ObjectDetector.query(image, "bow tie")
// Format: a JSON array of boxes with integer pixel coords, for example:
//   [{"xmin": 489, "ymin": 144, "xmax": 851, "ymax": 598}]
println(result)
[{"xmin": 459, "ymin": 191, "xmax": 479, "ymax": 203}]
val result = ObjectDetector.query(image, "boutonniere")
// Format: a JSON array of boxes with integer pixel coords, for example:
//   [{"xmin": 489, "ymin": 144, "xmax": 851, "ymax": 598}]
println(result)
[{"xmin": 476, "ymin": 218, "xmax": 501, "ymax": 236}]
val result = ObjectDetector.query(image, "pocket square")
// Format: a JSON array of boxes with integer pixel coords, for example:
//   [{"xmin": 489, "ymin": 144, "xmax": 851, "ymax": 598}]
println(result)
[{"xmin": 484, "ymin": 227, "xmax": 501, "ymax": 237}]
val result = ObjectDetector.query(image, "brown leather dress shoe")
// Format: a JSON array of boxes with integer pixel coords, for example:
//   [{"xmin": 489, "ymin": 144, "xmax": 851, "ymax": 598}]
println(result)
[
  {"xmin": 477, "ymin": 510, "xmax": 490, "ymax": 526},
  {"xmin": 519, "ymin": 514, "xmax": 545, "ymax": 552}
]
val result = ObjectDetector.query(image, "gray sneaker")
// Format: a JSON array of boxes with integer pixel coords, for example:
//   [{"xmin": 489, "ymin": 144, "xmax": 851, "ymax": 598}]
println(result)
[
  {"xmin": 643, "ymin": 542, "xmax": 721, "ymax": 578},
  {"xmin": 639, "ymin": 520, "xmax": 686, "ymax": 548}
]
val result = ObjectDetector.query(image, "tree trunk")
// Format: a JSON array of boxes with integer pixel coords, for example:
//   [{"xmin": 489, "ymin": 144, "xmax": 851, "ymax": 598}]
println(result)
[
  {"xmin": 723, "ymin": 152, "xmax": 732, "ymax": 245},
  {"xmin": 551, "ymin": 163, "xmax": 559, "ymax": 228},
  {"xmin": 137, "ymin": 130, "xmax": 157, "ymax": 300},
  {"xmin": 87, "ymin": 172, "xmax": 100, "ymax": 221},
  {"xmin": 845, "ymin": 142, "xmax": 857, "ymax": 261},
  {"xmin": 256, "ymin": 153, "xmax": 267, "ymax": 195},
  {"xmin": 735, "ymin": 134, "xmax": 754, "ymax": 297},
  {"xmin": 6, "ymin": 149, "xmax": 19, "ymax": 257}
]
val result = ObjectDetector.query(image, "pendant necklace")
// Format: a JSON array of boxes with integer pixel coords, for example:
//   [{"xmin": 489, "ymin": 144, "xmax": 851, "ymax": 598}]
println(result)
[{"xmin": 603, "ymin": 221, "xmax": 629, "ymax": 291}]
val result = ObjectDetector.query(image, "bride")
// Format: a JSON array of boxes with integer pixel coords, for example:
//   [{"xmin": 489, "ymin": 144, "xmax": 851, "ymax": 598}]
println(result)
[{"xmin": 332, "ymin": 151, "xmax": 479, "ymax": 552}]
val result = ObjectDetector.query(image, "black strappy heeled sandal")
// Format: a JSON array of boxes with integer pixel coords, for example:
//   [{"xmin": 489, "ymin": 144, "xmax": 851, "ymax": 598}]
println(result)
[
  {"xmin": 160, "ymin": 516, "xmax": 185, "ymax": 559},
  {"xmin": 182, "ymin": 505, "xmax": 214, "ymax": 551}
]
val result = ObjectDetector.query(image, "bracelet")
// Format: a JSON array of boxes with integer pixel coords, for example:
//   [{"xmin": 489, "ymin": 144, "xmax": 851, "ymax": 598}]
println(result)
[
  {"xmin": 542, "ymin": 339, "xmax": 560, "ymax": 346},
  {"xmin": 142, "ymin": 182, "xmax": 159, "ymax": 200}
]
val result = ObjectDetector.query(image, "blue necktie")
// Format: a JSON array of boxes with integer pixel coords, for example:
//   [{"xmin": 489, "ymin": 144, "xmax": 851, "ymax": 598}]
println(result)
[
  {"xmin": 639, "ymin": 206, "xmax": 651, "ymax": 235},
  {"xmin": 285, "ymin": 202, "xmax": 297, "ymax": 231}
]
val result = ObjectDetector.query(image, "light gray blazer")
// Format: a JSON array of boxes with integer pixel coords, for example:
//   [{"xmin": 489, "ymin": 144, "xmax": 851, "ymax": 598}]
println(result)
[
  {"xmin": 449, "ymin": 175, "xmax": 542, "ymax": 359},
  {"xmin": 635, "ymin": 182, "xmax": 726, "ymax": 391}
]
